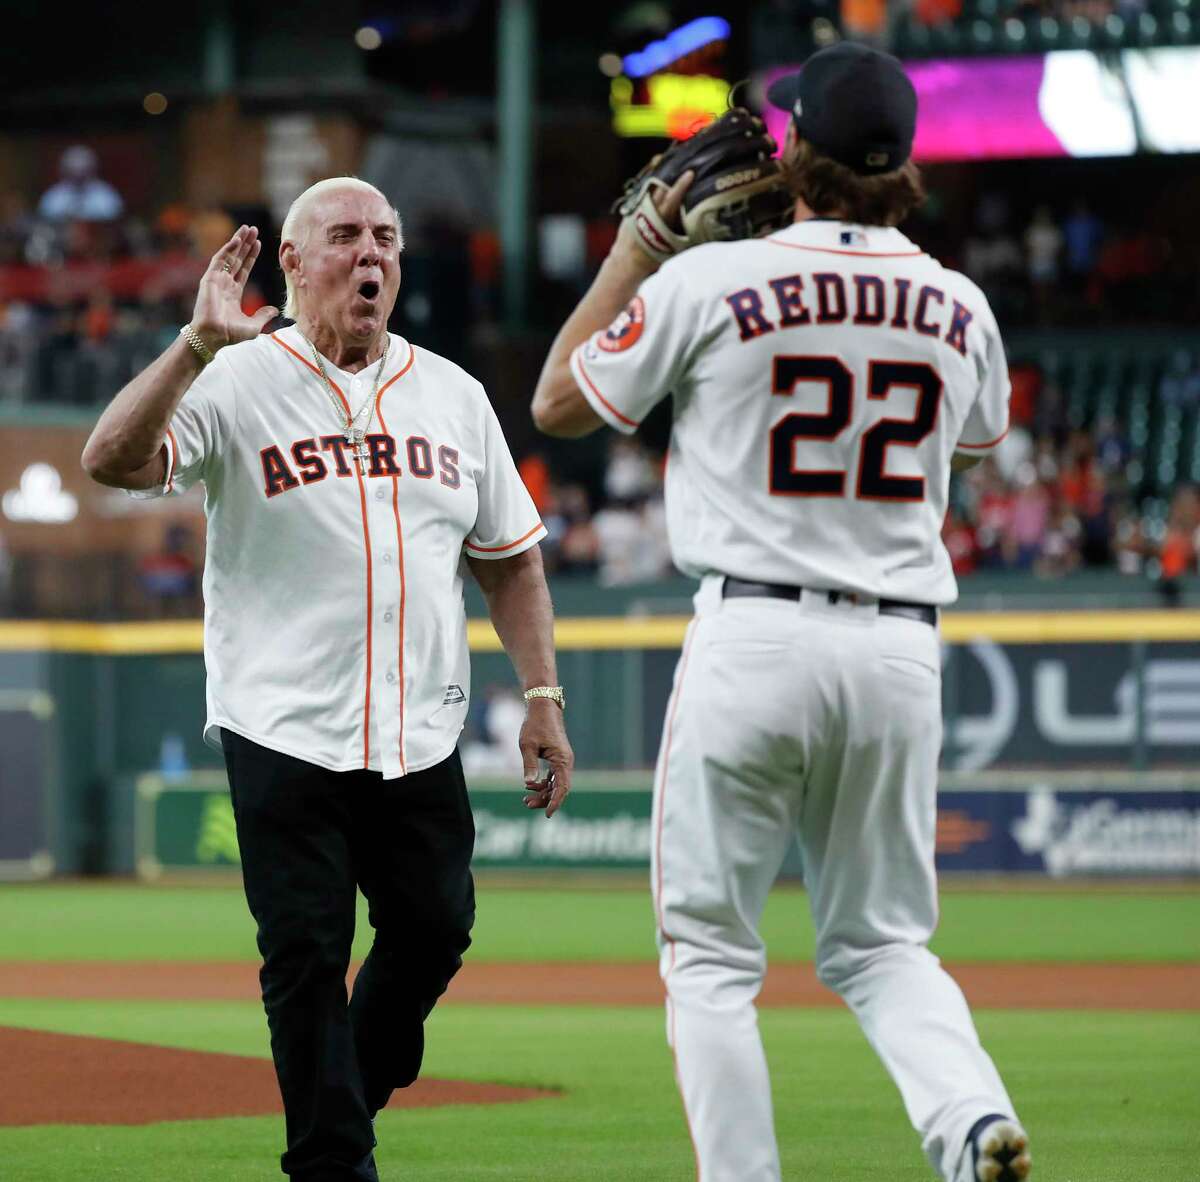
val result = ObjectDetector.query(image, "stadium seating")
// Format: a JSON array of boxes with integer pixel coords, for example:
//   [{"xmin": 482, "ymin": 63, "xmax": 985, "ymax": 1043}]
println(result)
[{"xmin": 893, "ymin": 0, "xmax": 1198, "ymax": 57}]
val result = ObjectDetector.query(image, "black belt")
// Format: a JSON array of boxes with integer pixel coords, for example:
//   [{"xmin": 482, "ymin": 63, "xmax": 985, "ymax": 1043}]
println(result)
[{"xmin": 721, "ymin": 577, "xmax": 938, "ymax": 627}]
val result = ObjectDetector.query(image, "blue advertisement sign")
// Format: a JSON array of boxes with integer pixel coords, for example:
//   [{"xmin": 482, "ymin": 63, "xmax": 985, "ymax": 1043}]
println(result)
[{"xmin": 935, "ymin": 787, "xmax": 1200, "ymax": 877}]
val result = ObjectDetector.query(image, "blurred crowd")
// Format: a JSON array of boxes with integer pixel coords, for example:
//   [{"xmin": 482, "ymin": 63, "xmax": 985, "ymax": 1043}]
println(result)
[
  {"xmin": 908, "ymin": 0, "xmax": 1151, "ymax": 24},
  {"xmin": 946, "ymin": 193, "xmax": 1189, "ymax": 328},
  {"xmin": 3, "ymin": 145, "xmax": 1200, "ymax": 611},
  {"xmin": 0, "ymin": 146, "xmax": 271, "ymax": 405},
  {"xmin": 518, "ymin": 440, "xmax": 674, "ymax": 586}
]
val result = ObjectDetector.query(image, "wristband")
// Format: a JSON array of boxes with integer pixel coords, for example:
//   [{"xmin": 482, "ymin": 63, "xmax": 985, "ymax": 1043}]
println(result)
[
  {"xmin": 524, "ymin": 686, "xmax": 565, "ymax": 710},
  {"xmin": 180, "ymin": 324, "xmax": 215, "ymax": 365}
]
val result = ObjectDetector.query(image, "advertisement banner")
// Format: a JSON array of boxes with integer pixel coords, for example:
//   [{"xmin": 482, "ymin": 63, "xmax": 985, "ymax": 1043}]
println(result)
[
  {"xmin": 943, "ymin": 640, "xmax": 1200, "ymax": 770},
  {"xmin": 135, "ymin": 771, "xmax": 1200, "ymax": 880}
]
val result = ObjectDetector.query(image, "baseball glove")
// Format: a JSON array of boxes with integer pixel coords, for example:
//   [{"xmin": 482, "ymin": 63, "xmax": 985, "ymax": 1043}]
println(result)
[{"xmin": 614, "ymin": 108, "xmax": 794, "ymax": 266}]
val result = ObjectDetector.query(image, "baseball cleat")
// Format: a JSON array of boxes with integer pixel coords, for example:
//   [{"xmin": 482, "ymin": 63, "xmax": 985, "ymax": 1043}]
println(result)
[{"xmin": 963, "ymin": 1114, "xmax": 1031, "ymax": 1182}]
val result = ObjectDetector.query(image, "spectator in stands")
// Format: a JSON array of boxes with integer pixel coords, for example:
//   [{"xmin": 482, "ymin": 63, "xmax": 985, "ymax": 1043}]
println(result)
[
  {"xmin": 942, "ymin": 507, "xmax": 978, "ymax": 576},
  {"xmin": 541, "ymin": 482, "xmax": 599, "ymax": 576},
  {"xmin": 0, "ymin": 192, "xmax": 35, "ymax": 265},
  {"xmin": 137, "ymin": 523, "xmax": 198, "ymax": 617},
  {"xmin": 1111, "ymin": 505, "xmax": 1147, "ymax": 576},
  {"xmin": 967, "ymin": 458, "xmax": 1015, "ymax": 568},
  {"xmin": 604, "ymin": 437, "xmax": 658, "ymax": 504},
  {"xmin": 990, "ymin": 422, "xmax": 1033, "ymax": 484},
  {"xmin": 1062, "ymin": 201, "xmax": 1104, "ymax": 288},
  {"xmin": 37, "ymin": 145, "xmax": 123, "ymax": 223},
  {"xmin": 517, "ymin": 453, "xmax": 552, "ymax": 517},
  {"xmin": 1009, "ymin": 469, "xmax": 1050, "ymax": 568},
  {"xmin": 1024, "ymin": 205, "xmax": 1063, "ymax": 317},
  {"xmin": 1093, "ymin": 415, "xmax": 1131, "ymax": 476},
  {"xmin": 461, "ymin": 684, "xmax": 527, "ymax": 776},
  {"xmin": 1035, "ymin": 495, "xmax": 1083, "ymax": 578},
  {"xmin": 1157, "ymin": 485, "xmax": 1200, "ymax": 604},
  {"xmin": 1159, "ymin": 351, "xmax": 1200, "ymax": 409},
  {"xmin": 0, "ymin": 300, "xmax": 37, "ymax": 403}
]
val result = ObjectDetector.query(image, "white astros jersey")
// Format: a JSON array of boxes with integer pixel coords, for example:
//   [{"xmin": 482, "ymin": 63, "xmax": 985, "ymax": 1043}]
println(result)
[
  {"xmin": 569, "ymin": 219, "xmax": 1010, "ymax": 604},
  {"xmin": 136, "ymin": 325, "xmax": 545, "ymax": 778}
]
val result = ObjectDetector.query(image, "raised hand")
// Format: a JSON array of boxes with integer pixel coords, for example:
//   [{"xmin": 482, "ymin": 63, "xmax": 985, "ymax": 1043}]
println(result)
[{"xmin": 190, "ymin": 226, "xmax": 280, "ymax": 354}]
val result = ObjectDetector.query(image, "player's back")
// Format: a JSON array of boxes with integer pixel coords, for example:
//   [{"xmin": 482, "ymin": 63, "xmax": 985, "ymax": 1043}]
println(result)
[{"xmin": 657, "ymin": 219, "xmax": 1008, "ymax": 605}]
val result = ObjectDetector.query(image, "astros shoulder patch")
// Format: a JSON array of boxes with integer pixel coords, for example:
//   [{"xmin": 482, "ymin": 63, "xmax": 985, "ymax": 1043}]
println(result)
[{"xmin": 598, "ymin": 296, "xmax": 645, "ymax": 353}]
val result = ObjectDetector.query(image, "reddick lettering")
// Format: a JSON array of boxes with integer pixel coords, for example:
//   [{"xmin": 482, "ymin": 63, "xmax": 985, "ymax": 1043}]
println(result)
[{"xmin": 725, "ymin": 273, "xmax": 973, "ymax": 357}]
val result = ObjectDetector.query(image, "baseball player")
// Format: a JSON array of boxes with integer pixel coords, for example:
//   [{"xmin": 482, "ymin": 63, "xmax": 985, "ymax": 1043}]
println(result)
[
  {"xmin": 82, "ymin": 177, "xmax": 573, "ymax": 1182},
  {"xmin": 533, "ymin": 44, "xmax": 1029, "ymax": 1182}
]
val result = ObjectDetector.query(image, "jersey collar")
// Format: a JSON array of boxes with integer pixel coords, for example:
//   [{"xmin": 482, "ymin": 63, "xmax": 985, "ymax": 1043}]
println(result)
[
  {"xmin": 274, "ymin": 323, "xmax": 409, "ymax": 386},
  {"xmin": 766, "ymin": 219, "xmax": 923, "ymax": 258}
]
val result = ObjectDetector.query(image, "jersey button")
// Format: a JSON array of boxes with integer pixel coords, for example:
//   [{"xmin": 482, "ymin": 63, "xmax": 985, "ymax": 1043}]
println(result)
[
  {"xmin": 382, "ymin": 551, "xmax": 392, "ymax": 563},
  {"xmin": 386, "ymin": 671, "xmax": 396, "ymax": 684},
  {"xmin": 375, "ymin": 488, "xmax": 386, "ymax": 501},
  {"xmin": 383, "ymin": 611, "xmax": 393, "ymax": 623}
]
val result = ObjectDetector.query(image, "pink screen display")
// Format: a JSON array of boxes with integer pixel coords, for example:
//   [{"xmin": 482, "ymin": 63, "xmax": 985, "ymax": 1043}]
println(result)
[{"xmin": 761, "ymin": 56, "xmax": 1068, "ymax": 163}]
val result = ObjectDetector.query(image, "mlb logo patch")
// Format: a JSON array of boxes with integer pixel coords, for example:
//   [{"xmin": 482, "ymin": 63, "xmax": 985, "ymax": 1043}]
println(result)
[{"xmin": 840, "ymin": 230, "xmax": 867, "ymax": 247}]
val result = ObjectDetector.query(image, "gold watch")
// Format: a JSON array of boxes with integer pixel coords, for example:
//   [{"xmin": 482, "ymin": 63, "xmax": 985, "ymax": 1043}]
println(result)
[{"xmin": 524, "ymin": 685, "xmax": 565, "ymax": 710}]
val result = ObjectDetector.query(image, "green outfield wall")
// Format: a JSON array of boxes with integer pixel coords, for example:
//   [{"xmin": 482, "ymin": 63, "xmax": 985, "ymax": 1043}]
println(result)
[{"xmin": 1, "ymin": 610, "xmax": 1198, "ymax": 877}]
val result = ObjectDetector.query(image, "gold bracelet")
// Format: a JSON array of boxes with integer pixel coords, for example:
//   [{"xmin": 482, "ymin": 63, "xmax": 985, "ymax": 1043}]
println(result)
[
  {"xmin": 179, "ymin": 324, "xmax": 215, "ymax": 365},
  {"xmin": 524, "ymin": 686, "xmax": 565, "ymax": 710}
]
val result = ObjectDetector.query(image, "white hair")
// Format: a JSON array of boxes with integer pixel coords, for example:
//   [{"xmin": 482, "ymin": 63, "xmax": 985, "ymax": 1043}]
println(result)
[{"xmin": 280, "ymin": 177, "xmax": 403, "ymax": 320}]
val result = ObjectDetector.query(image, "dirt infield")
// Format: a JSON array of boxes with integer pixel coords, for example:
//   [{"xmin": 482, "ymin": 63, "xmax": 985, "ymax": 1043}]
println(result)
[
  {"xmin": 1, "ymin": 959, "xmax": 1194, "ymax": 1127},
  {"xmin": 1, "ymin": 959, "xmax": 1196, "ymax": 1010},
  {"xmin": 0, "ymin": 1026, "xmax": 556, "ymax": 1127}
]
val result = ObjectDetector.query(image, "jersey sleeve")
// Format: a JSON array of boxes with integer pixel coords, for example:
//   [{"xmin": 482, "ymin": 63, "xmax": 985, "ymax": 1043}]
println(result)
[
  {"xmin": 128, "ymin": 350, "xmax": 239, "ymax": 499},
  {"xmin": 956, "ymin": 301, "xmax": 1011, "ymax": 456},
  {"xmin": 568, "ymin": 261, "xmax": 695, "ymax": 435},
  {"xmin": 465, "ymin": 395, "xmax": 546, "ymax": 560}
]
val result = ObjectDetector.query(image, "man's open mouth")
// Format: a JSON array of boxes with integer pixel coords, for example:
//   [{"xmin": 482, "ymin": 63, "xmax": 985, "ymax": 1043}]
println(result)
[{"xmin": 358, "ymin": 281, "xmax": 380, "ymax": 301}]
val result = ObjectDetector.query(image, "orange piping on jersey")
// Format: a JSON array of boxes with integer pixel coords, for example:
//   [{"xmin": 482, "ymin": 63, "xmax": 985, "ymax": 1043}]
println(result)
[
  {"xmin": 270, "ymin": 333, "xmax": 355, "ymax": 419},
  {"xmin": 353, "ymin": 460, "xmax": 375, "ymax": 769},
  {"xmin": 957, "ymin": 424, "xmax": 1010, "ymax": 450},
  {"xmin": 466, "ymin": 522, "xmax": 546, "ymax": 554},
  {"xmin": 374, "ymin": 339, "xmax": 416, "ymax": 406},
  {"xmin": 653, "ymin": 621, "xmax": 701, "ymax": 1179},
  {"xmin": 271, "ymin": 330, "xmax": 373, "ymax": 765},
  {"xmin": 574, "ymin": 354, "xmax": 639, "ymax": 428},
  {"xmin": 164, "ymin": 426, "xmax": 179, "ymax": 493},
  {"xmin": 766, "ymin": 239, "xmax": 923, "ymax": 258},
  {"xmin": 374, "ymin": 395, "xmax": 409, "ymax": 777}
]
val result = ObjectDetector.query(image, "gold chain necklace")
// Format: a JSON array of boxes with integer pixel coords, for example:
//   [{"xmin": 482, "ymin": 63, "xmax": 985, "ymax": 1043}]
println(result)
[{"xmin": 305, "ymin": 333, "xmax": 391, "ymax": 471}]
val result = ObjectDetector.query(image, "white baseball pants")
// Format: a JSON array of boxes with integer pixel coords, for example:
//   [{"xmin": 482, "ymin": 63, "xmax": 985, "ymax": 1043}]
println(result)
[{"xmin": 651, "ymin": 578, "xmax": 1014, "ymax": 1181}]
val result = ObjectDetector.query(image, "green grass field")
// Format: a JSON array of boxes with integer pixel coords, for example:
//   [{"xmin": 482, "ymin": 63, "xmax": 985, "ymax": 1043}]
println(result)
[{"xmin": 2, "ymin": 881, "xmax": 1198, "ymax": 1181}]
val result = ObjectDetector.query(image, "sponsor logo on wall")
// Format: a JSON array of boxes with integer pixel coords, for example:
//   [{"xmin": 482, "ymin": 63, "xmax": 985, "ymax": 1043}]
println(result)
[
  {"xmin": 945, "ymin": 639, "xmax": 1200, "ymax": 769},
  {"xmin": 1011, "ymin": 788, "xmax": 1200, "ymax": 877}
]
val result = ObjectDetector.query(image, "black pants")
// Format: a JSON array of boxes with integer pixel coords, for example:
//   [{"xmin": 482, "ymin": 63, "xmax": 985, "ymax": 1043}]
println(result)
[{"xmin": 221, "ymin": 731, "xmax": 476, "ymax": 1182}]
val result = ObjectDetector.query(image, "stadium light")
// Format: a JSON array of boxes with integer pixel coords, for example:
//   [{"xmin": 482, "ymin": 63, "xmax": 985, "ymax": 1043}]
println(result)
[
  {"xmin": 622, "ymin": 16, "xmax": 731, "ymax": 80},
  {"xmin": 355, "ymin": 26, "xmax": 383, "ymax": 51}
]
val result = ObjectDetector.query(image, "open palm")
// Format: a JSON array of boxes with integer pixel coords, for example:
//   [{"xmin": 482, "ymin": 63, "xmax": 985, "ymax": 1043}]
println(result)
[{"xmin": 191, "ymin": 225, "xmax": 279, "ymax": 351}]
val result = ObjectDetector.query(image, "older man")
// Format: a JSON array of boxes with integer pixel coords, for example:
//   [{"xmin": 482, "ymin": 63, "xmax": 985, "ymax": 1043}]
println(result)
[{"xmin": 82, "ymin": 177, "xmax": 573, "ymax": 1182}]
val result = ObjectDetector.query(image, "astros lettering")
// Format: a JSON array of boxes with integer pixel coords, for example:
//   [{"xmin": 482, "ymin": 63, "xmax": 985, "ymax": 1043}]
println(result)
[
  {"xmin": 260, "ymin": 432, "xmax": 461, "ymax": 498},
  {"xmin": 724, "ymin": 271, "xmax": 975, "ymax": 356}
]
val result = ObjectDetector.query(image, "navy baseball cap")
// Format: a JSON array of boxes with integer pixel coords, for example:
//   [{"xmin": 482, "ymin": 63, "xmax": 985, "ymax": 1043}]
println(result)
[{"xmin": 766, "ymin": 43, "xmax": 917, "ymax": 176}]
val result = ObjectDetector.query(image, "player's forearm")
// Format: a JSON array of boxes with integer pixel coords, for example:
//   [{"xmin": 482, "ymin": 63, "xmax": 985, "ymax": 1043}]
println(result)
[
  {"xmin": 82, "ymin": 334, "xmax": 208, "ymax": 485},
  {"xmin": 469, "ymin": 548, "xmax": 559, "ymax": 689},
  {"xmin": 532, "ymin": 247, "xmax": 655, "ymax": 434}
]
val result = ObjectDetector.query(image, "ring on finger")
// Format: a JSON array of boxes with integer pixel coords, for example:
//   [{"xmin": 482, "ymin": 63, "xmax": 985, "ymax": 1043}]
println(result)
[{"xmin": 221, "ymin": 261, "xmax": 232, "ymax": 273}]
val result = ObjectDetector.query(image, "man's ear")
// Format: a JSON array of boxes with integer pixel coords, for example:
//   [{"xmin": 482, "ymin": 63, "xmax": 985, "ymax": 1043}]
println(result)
[{"xmin": 279, "ymin": 240, "xmax": 299, "ymax": 279}]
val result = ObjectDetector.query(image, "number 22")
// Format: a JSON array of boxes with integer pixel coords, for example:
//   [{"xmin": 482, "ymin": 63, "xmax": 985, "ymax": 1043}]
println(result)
[{"xmin": 768, "ymin": 356, "xmax": 943, "ymax": 502}]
